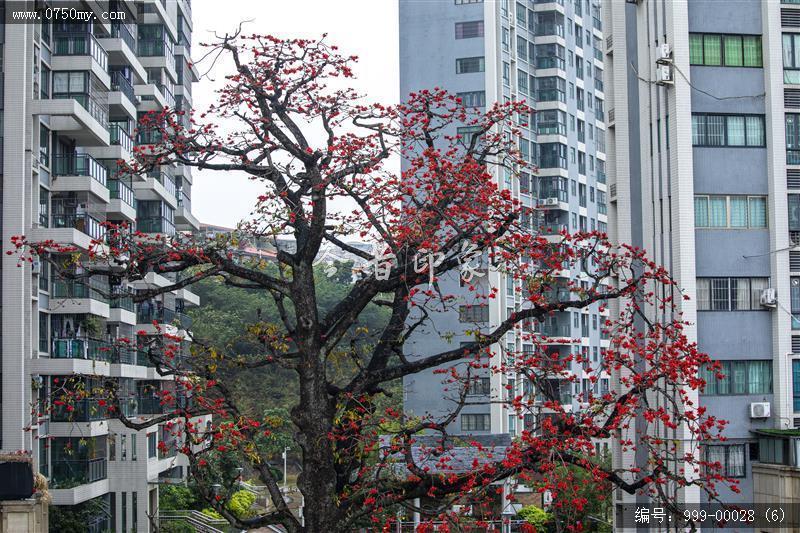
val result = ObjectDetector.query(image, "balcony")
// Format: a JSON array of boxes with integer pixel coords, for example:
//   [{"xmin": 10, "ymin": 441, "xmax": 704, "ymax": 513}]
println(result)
[
  {"xmin": 536, "ymin": 89, "xmax": 566, "ymax": 103},
  {"xmin": 51, "ymin": 458, "xmax": 107, "ymax": 489},
  {"xmin": 138, "ymin": 40, "xmax": 177, "ymax": 73},
  {"xmin": 137, "ymin": 216, "xmax": 176, "ymax": 236},
  {"xmin": 110, "ymin": 71, "xmax": 136, "ymax": 107},
  {"xmin": 51, "ymin": 92, "xmax": 108, "ymax": 132},
  {"xmin": 596, "ymin": 172, "xmax": 607, "ymax": 184},
  {"xmin": 536, "ymin": 121, "xmax": 566, "ymax": 136},
  {"xmin": 137, "ymin": 304, "xmax": 177, "ymax": 325},
  {"xmin": 150, "ymin": 170, "xmax": 177, "ymax": 197},
  {"xmin": 51, "ymin": 398, "xmax": 107, "ymax": 422},
  {"xmin": 53, "ymin": 32, "xmax": 108, "ymax": 71},
  {"xmin": 109, "ymin": 124, "xmax": 134, "ymax": 154},
  {"xmin": 51, "ymin": 337, "xmax": 111, "ymax": 361},
  {"xmin": 53, "ymin": 153, "xmax": 107, "ymax": 185},
  {"xmin": 108, "ymin": 179, "xmax": 136, "ymax": 208},
  {"xmin": 536, "ymin": 56, "xmax": 565, "ymax": 70},
  {"xmin": 138, "ymin": 396, "xmax": 166, "ymax": 415},
  {"xmin": 111, "ymin": 22, "xmax": 136, "ymax": 52},
  {"xmin": 51, "ymin": 211, "xmax": 106, "ymax": 242},
  {"xmin": 539, "ymin": 323, "xmax": 572, "ymax": 338}
]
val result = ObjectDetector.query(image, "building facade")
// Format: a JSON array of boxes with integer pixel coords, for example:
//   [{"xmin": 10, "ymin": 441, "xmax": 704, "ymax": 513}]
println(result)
[
  {"xmin": 0, "ymin": 1, "xmax": 202, "ymax": 531},
  {"xmin": 400, "ymin": 0, "xmax": 608, "ymax": 442},
  {"xmin": 603, "ymin": 0, "xmax": 798, "ymax": 524}
]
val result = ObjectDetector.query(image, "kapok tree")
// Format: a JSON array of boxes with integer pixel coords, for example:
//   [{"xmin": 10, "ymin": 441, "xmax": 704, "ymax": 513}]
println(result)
[{"xmin": 14, "ymin": 33, "xmax": 734, "ymax": 532}]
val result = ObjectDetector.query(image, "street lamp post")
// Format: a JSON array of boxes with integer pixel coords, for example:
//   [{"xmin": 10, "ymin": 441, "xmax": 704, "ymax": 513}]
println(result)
[{"xmin": 282, "ymin": 447, "xmax": 289, "ymax": 490}]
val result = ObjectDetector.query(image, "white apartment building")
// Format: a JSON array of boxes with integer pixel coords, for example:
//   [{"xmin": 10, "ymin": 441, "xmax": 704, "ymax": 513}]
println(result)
[{"xmin": 1, "ymin": 1, "xmax": 203, "ymax": 531}]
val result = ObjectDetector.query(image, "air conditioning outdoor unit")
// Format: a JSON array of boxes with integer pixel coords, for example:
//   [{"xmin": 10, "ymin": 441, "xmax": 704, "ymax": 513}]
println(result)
[
  {"xmin": 31, "ymin": 260, "xmax": 42, "ymax": 275},
  {"xmin": 540, "ymin": 197, "xmax": 559, "ymax": 207},
  {"xmin": 750, "ymin": 402, "xmax": 771, "ymax": 419},
  {"xmin": 655, "ymin": 65, "xmax": 673, "ymax": 85},
  {"xmin": 656, "ymin": 43, "xmax": 672, "ymax": 64},
  {"xmin": 760, "ymin": 287, "xmax": 778, "ymax": 308}
]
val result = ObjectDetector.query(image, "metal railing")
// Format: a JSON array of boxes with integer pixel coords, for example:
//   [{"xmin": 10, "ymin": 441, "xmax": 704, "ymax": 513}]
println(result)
[
  {"xmin": 158, "ymin": 83, "xmax": 176, "ymax": 108},
  {"xmin": 536, "ymin": 121, "xmax": 566, "ymax": 136},
  {"xmin": 110, "ymin": 71, "xmax": 136, "ymax": 104},
  {"xmin": 158, "ymin": 510, "xmax": 227, "ymax": 533},
  {"xmin": 137, "ymin": 217, "xmax": 176, "ymax": 236},
  {"xmin": 52, "ymin": 92, "xmax": 108, "ymax": 129},
  {"xmin": 137, "ymin": 304, "xmax": 177, "ymax": 324},
  {"xmin": 53, "ymin": 154, "xmax": 107, "ymax": 185},
  {"xmin": 539, "ymin": 324, "xmax": 572, "ymax": 337},
  {"xmin": 51, "ymin": 398, "xmax": 107, "ymax": 422},
  {"xmin": 108, "ymin": 178, "xmax": 136, "ymax": 208},
  {"xmin": 109, "ymin": 123, "xmax": 134, "ymax": 153},
  {"xmin": 110, "ymin": 294, "xmax": 135, "ymax": 311},
  {"xmin": 51, "ymin": 458, "xmax": 107, "ymax": 489},
  {"xmin": 148, "ymin": 170, "xmax": 177, "ymax": 198},
  {"xmin": 53, "ymin": 32, "xmax": 108, "ymax": 70},
  {"xmin": 110, "ymin": 22, "xmax": 136, "ymax": 51},
  {"xmin": 51, "ymin": 337, "xmax": 111, "ymax": 361},
  {"xmin": 536, "ymin": 223, "xmax": 568, "ymax": 236},
  {"xmin": 51, "ymin": 278, "xmax": 108, "ymax": 302}
]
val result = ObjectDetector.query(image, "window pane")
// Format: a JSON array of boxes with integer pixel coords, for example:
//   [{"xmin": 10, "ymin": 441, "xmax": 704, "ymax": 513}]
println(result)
[
  {"xmin": 748, "ymin": 197, "xmax": 767, "ymax": 228},
  {"xmin": 692, "ymin": 115, "xmax": 705, "ymax": 145},
  {"xmin": 750, "ymin": 278, "xmax": 769, "ymax": 311},
  {"xmin": 724, "ymin": 35, "xmax": 743, "ymax": 66},
  {"xmin": 746, "ymin": 116, "xmax": 765, "ymax": 146},
  {"xmin": 785, "ymin": 33, "xmax": 796, "ymax": 69},
  {"xmin": 791, "ymin": 195, "xmax": 800, "ymax": 232},
  {"xmin": 732, "ymin": 361, "xmax": 747, "ymax": 394},
  {"xmin": 727, "ymin": 116, "xmax": 746, "ymax": 146},
  {"xmin": 729, "ymin": 196, "xmax": 748, "ymax": 227},
  {"xmin": 711, "ymin": 278, "xmax": 730, "ymax": 310},
  {"xmin": 709, "ymin": 196, "xmax": 728, "ymax": 227},
  {"xmin": 696, "ymin": 278, "xmax": 711, "ymax": 310},
  {"xmin": 704, "ymin": 35, "xmax": 722, "ymax": 65},
  {"xmin": 717, "ymin": 360, "xmax": 731, "ymax": 393},
  {"xmin": 728, "ymin": 445, "xmax": 745, "ymax": 477},
  {"xmin": 730, "ymin": 278, "xmax": 750, "ymax": 310},
  {"xmin": 690, "ymin": 34, "xmax": 704, "ymax": 65},
  {"xmin": 694, "ymin": 196, "xmax": 709, "ymax": 227},
  {"xmin": 706, "ymin": 115, "xmax": 726, "ymax": 146},
  {"xmin": 703, "ymin": 364, "xmax": 717, "ymax": 394},
  {"xmin": 743, "ymin": 36, "xmax": 762, "ymax": 67}
]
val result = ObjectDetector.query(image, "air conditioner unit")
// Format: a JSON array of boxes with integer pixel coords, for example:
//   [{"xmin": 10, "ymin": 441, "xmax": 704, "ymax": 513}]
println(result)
[
  {"xmin": 540, "ymin": 197, "xmax": 559, "ymax": 207},
  {"xmin": 31, "ymin": 260, "xmax": 42, "ymax": 275},
  {"xmin": 656, "ymin": 43, "xmax": 672, "ymax": 64},
  {"xmin": 760, "ymin": 287, "xmax": 778, "ymax": 308},
  {"xmin": 750, "ymin": 402, "xmax": 771, "ymax": 419},
  {"xmin": 655, "ymin": 65, "xmax": 673, "ymax": 85}
]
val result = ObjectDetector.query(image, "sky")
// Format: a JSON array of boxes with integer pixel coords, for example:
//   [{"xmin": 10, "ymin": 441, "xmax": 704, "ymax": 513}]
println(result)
[{"xmin": 190, "ymin": 0, "xmax": 400, "ymax": 229}]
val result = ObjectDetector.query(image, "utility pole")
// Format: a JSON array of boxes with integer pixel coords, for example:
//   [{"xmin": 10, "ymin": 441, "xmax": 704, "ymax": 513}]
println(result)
[{"xmin": 282, "ymin": 447, "xmax": 289, "ymax": 490}]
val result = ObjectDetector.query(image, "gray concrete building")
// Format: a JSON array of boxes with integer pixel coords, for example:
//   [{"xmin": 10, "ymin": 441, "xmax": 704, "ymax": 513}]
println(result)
[
  {"xmin": 603, "ymin": 0, "xmax": 800, "ymax": 524},
  {"xmin": 0, "ymin": 1, "xmax": 203, "ymax": 531},
  {"xmin": 399, "ymin": 0, "xmax": 609, "ymax": 448}
]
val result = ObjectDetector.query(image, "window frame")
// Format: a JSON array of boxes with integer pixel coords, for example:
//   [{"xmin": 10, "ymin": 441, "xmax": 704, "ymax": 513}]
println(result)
[
  {"xmin": 690, "ymin": 32, "xmax": 763, "ymax": 68},
  {"xmin": 694, "ymin": 195, "xmax": 768, "ymax": 229},
  {"xmin": 692, "ymin": 113, "xmax": 766, "ymax": 147},
  {"xmin": 705, "ymin": 444, "xmax": 747, "ymax": 478},
  {"xmin": 696, "ymin": 277, "xmax": 771, "ymax": 311}
]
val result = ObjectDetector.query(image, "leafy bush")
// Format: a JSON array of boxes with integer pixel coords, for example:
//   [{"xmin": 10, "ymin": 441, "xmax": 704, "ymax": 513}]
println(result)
[
  {"xmin": 518, "ymin": 505, "xmax": 552, "ymax": 531},
  {"xmin": 201, "ymin": 508, "xmax": 223, "ymax": 519},
  {"xmin": 160, "ymin": 484, "xmax": 203, "ymax": 511},
  {"xmin": 226, "ymin": 489, "xmax": 257, "ymax": 519},
  {"xmin": 160, "ymin": 521, "xmax": 196, "ymax": 533}
]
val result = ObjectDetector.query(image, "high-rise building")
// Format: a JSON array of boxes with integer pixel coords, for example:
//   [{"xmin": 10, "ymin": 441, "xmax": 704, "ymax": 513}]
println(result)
[
  {"xmin": 400, "ymin": 0, "xmax": 608, "ymax": 440},
  {"xmin": 1, "ymin": 1, "xmax": 203, "ymax": 530},
  {"xmin": 604, "ymin": 0, "xmax": 800, "ymax": 522}
]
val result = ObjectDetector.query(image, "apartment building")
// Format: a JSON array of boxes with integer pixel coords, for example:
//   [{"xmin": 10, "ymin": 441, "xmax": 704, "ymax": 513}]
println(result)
[
  {"xmin": 400, "ymin": 0, "xmax": 609, "ymax": 441},
  {"xmin": 603, "ymin": 0, "xmax": 800, "ymax": 524},
  {"xmin": 1, "ymin": 1, "xmax": 203, "ymax": 531}
]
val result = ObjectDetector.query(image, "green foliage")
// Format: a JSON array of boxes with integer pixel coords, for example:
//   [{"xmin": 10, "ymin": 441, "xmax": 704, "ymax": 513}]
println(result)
[
  {"xmin": 518, "ymin": 505, "xmax": 552, "ymax": 531},
  {"xmin": 49, "ymin": 499, "xmax": 109, "ymax": 533},
  {"xmin": 159, "ymin": 521, "xmax": 196, "ymax": 533},
  {"xmin": 159, "ymin": 484, "xmax": 204, "ymax": 512},
  {"xmin": 226, "ymin": 489, "xmax": 256, "ymax": 519},
  {"xmin": 201, "ymin": 508, "xmax": 223, "ymax": 519}
]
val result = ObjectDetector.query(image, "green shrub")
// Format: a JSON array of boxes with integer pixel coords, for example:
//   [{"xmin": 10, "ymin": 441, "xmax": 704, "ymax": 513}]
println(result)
[
  {"xmin": 518, "ymin": 505, "xmax": 552, "ymax": 531},
  {"xmin": 226, "ymin": 489, "xmax": 256, "ymax": 519}
]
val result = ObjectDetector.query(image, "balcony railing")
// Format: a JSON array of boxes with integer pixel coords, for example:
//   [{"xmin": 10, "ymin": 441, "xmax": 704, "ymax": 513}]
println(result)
[
  {"xmin": 158, "ymin": 83, "xmax": 176, "ymax": 108},
  {"xmin": 53, "ymin": 154, "xmax": 107, "ymax": 185},
  {"xmin": 53, "ymin": 32, "xmax": 108, "ymax": 70},
  {"xmin": 108, "ymin": 179, "xmax": 136, "ymax": 208},
  {"xmin": 138, "ymin": 396, "xmax": 166, "ymax": 414},
  {"xmin": 149, "ymin": 171, "xmax": 177, "ymax": 198},
  {"xmin": 51, "ymin": 337, "xmax": 111, "ymax": 361},
  {"xmin": 110, "ymin": 294, "xmax": 135, "ymax": 311},
  {"xmin": 137, "ymin": 217, "xmax": 176, "ymax": 236},
  {"xmin": 51, "ymin": 278, "xmax": 108, "ymax": 302},
  {"xmin": 176, "ymin": 312, "xmax": 192, "ymax": 330},
  {"xmin": 539, "ymin": 324, "xmax": 572, "ymax": 337},
  {"xmin": 51, "ymin": 398, "xmax": 107, "ymax": 422},
  {"xmin": 110, "ymin": 22, "xmax": 136, "ymax": 51},
  {"xmin": 177, "ymin": 189, "xmax": 191, "ymax": 210},
  {"xmin": 536, "ymin": 24, "xmax": 564, "ymax": 37},
  {"xmin": 537, "ymin": 223, "xmax": 569, "ymax": 236},
  {"xmin": 538, "ymin": 188, "xmax": 568, "ymax": 203},
  {"xmin": 51, "ymin": 213, "xmax": 106, "ymax": 241},
  {"xmin": 536, "ymin": 122, "xmax": 566, "ymax": 136},
  {"xmin": 138, "ymin": 40, "xmax": 176, "ymax": 71},
  {"xmin": 536, "ymin": 89, "xmax": 566, "ymax": 103},
  {"xmin": 110, "ymin": 71, "xmax": 136, "ymax": 105},
  {"xmin": 137, "ymin": 304, "xmax": 177, "ymax": 325},
  {"xmin": 112, "ymin": 345, "xmax": 137, "ymax": 365},
  {"xmin": 51, "ymin": 458, "xmax": 107, "ymax": 489},
  {"xmin": 109, "ymin": 123, "xmax": 134, "ymax": 153},
  {"xmin": 536, "ymin": 56, "xmax": 565, "ymax": 70},
  {"xmin": 52, "ymin": 92, "xmax": 108, "ymax": 129}
]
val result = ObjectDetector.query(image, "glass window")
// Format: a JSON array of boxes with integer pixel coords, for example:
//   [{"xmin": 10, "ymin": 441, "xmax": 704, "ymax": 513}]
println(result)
[
  {"xmin": 729, "ymin": 196, "xmax": 748, "ymax": 227},
  {"xmin": 746, "ymin": 115, "xmax": 765, "ymax": 146},
  {"xmin": 706, "ymin": 115, "xmax": 725, "ymax": 145},
  {"xmin": 724, "ymin": 35, "xmax": 743, "ymax": 67},
  {"xmin": 703, "ymin": 34, "xmax": 722, "ymax": 65},
  {"xmin": 461, "ymin": 413, "xmax": 490, "ymax": 431},
  {"xmin": 727, "ymin": 116, "xmax": 746, "ymax": 146},
  {"xmin": 455, "ymin": 20, "xmax": 484, "ymax": 39},
  {"xmin": 690, "ymin": 34, "xmax": 704, "ymax": 65},
  {"xmin": 793, "ymin": 359, "xmax": 800, "ymax": 412},
  {"xmin": 790, "ymin": 195, "xmax": 800, "ymax": 232},
  {"xmin": 743, "ymin": 35, "xmax": 762, "ymax": 67},
  {"xmin": 749, "ymin": 197, "xmax": 767, "ymax": 228},
  {"xmin": 456, "ymin": 57, "xmax": 485, "ymax": 74},
  {"xmin": 709, "ymin": 196, "xmax": 727, "ymax": 227}
]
